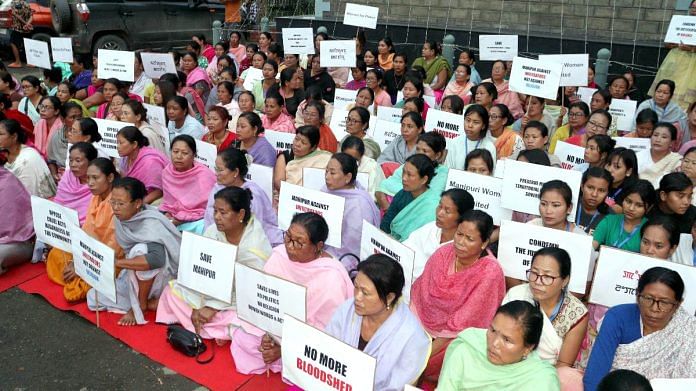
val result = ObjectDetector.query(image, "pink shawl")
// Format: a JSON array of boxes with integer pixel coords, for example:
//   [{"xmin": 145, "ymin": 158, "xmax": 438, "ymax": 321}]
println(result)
[
  {"xmin": 33, "ymin": 118, "xmax": 63, "ymax": 157},
  {"xmin": 262, "ymin": 112, "xmax": 296, "ymax": 133},
  {"xmin": 410, "ymin": 243, "xmax": 506, "ymax": 337},
  {"xmin": 119, "ymin": 146, "xmax": 168, "ymax": 192},
  {"xmin": 264, "ymin": 246, "xmax": 354, "ymax": 330},
  {"xmin": 202, "ymin": 44, "xmax": 215, "ymax": 62},
  {"xmin": 159, "ymin": 161, "xmax": 216, "ymax": 222},
  {"xmin": 0, "ymin": 167, "xmax": 34, "ymax": 243},
  {"xmin": 186, "ymin": 66, "xmax": 212, "ymax": 89},
  {"xmin": 483, "ymin": 78, "xmax": 524, "ymax": 119},
  {"xmin": 53, "ymin": 169, "xmax": 93, "ymax": 224},
  {"xmin": 444, "ymin": 81, "xmax": 474, "ymax": 103},
  {"xmin": 229, "ymin": 45, "xmax": 247, "ymax": 64}
]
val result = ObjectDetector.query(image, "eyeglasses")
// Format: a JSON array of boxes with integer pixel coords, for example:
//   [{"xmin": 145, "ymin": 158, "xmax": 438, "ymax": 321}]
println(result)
[
  {"xmin": 489, "ymin": 114, "xmax": 502, "ymax": 120},
  {"xmin": 109, "ymin": 200, "xmax": 132, "ymax": 209},
  {"xmin": 345, "ymin": 117, "xmax": 361, "ymax": 124},
  {"xmin": 283, "ymin": 232, "xmax": 308, "ymax": 249},
  {"xmin": 637, "ymin": 294, "xmax": 678, "ymax": 312},
  {"xmin": 568, "ymin": 112, "xmax": 586, "ymax": 118},
  {"xmin": 38, "ymin": 105, "xmax": 54, "ymax": 111},
  {"xmin": 526, "ymin": 269, "xmax": 560, "ymax": 286},
  {"xmin": 587, "ymin": 120, "xmax": 607, "ymax": 131}
]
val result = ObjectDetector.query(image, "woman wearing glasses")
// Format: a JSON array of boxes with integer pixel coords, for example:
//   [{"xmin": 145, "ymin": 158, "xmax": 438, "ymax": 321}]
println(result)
[
  {"xmin": 583, "ymin": 267, "xmax": 696, "ymax": 391},
  {"xmin": 503, "ymin": 247, "xmax": 588, "ymax": 390},
  {"xmin": 549, "ymin": 102, "xmax": 590, "ymax": 154},
  {"xmin": 566, "ymin": 110, "xmax": 612, "ymax": 148}
]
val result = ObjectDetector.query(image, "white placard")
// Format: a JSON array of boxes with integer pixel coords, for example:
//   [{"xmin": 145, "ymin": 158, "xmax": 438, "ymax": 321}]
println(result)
[
  {"xmin": 424, "ymin": 109, "xmax": 464, "ymax": 142},
  {"xmin": 665, "ymin": 15, "xmax": 696, "ymax": 45},
  {"xmin": 360, "ymin": 220, "xmax": 416, "ymax": 298},
  {"xmin": 423, "ymin": 95, "xmax": 436, "ymax": 109},
  {"xmin": 608, "ymin": 99, "xmax": 638, "ymax": 132},
  {"xmin": 538, "ymin": 54, "xmax": 589, "ymax": 87},
  {"xmin": 97, "ymin": 49, "xmax": 135, "ymax": 82},
  {"xmin": 576, "ymin": 87, "xmax": 597, "ymax": 107},
  {"xmin": 613, "ymin": 136, "xmax": 650, "ymax": 152},
  {"xmin": 263, "ymin": 129, "xmax": 295, "ymax": 152},
  {"xmin": 329, "ymin": 108, "xmax": 350, "ymax": 141},
  {"xmin": 405, "ymin": 386, "xmax": 424, "ymax": 391},
  {"xmin": 246, "ymin": 163, "xmax": 274, "ymax": 202},
  {"xmin": 320, "ymin": 40, "xmax": 357, "ymax": 68},
  {"xmin": 23, "ymin": 38, "xmax": 51, "ymax": 69},
  {"xmin": 498, "ymin": 220, "xmax": 593, "ymax": 294},
  {"xmin": 302, "ymin": 167, "xmax": 369, "ymax": 192},
  {"xmin": 509, "ymin": 56, "xmax": 563, "ymax": 101},
  {"xmin": 93, "ymin": 118, "xmax": 129, "ymax": 158},
  {"xmin": 554, "ymin": 141, "xmax": 586, "ymax": 170},
  {"xmin": 371, "ymin": 119, "xmax": 401, "ymax": 152},
  {"xmin": 30, "ymin": 196, "xmax": 80, "ymax": 253},
  {"xmin": 144, "ymin": 103, "xmax": 166, "ymax": 126},
  {"xmin": 71, "ymin": 227, "xmax": 116, "ymax": 302},
  {"xmin": 140, "ymin": 52, "xmax": 177, "ymax": 79},
  {"xmin": 333, "ymin": 89, "xmax": 357, "ymax": 110},
  {"xmin": 194, "ymin": 139, "xmax": 217, "ymax": 172},
  {"xmin": 282, "ymin": 316, "xmax": 377, "ymax": 391},
  {"xmin": 243, "ymin": 67, "xmax": 264, "ymax": 91},
  {"xmin": 500, "ymin": 159, "xmax": 582, "ymax": 221},
  {"xmin": 445, "ymin": 169, "xmax": 512, "ymax": 225},
  {"xmin": 282, "ymin": 28, "xmax": 315, "ymax": 55},
  {"xmin": 478, "ymin": 35, "xmax": 518, "ymax": 61},
  {"xmin": 590, "ymin": 246, "xmax": 696, "ymax": 314},
  {"xmin": 376, "ymin": 106, "xmax": 403, "ymax": 123},
  {"xmin": 235, "ymin": 263, "xmax": 307, "ymax": 338},
  {"xmin": 343, "ymin": 3, "xmax": 379, "ymax": 29},
  {"xmin": 493, "ymin": 159, "xmax": 506, "ymax": 178},
  {"xmin": 277, "ymin": 181, "xmax": 346, "ymax": 247},
  {"xmin": 50, "ymin": 37, "xmax": 74, "ymax": 63},
  {"xmin": 651, "ymin": 379, "xmax": 696, "ymax": 391},
  {"xmin": 177, "ymin": 231, "xmax": 237, "ymax": 303}
]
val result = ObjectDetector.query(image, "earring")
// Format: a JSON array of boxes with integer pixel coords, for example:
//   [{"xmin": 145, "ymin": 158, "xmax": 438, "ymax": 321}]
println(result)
[
  {"xmin": 386, "ymin": 304, "xmax": 391, "ymax": 311},
  {"xmin": 239, "ymin": 219, "xmax": 244, "ymax": 223}
]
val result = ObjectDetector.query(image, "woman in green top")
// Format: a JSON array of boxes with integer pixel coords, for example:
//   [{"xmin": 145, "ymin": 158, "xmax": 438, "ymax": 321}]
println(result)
[
  {"xmin": 437, "ymin": 300, "xmax": 560, "ymax": 391},
  {"xmin": 593, "ymin": 180, "xmax": 656, "ymax": 252},
  {"xmin": 412, "ymin": 40, "xmax": 451, "ymax": 92},
  {"xmin": 380, "ymin": 153, "xmax": 440, "ymax": 241}
]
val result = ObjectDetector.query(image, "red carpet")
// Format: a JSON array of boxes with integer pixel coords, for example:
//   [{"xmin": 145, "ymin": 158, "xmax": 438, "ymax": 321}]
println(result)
[
  {"xmin": 0, "ymin": 262, "xmax": 46, "ymax": 293},
  {"xmin": 17, "ymin": 273, "xmax": 282, "ymax": 390}
]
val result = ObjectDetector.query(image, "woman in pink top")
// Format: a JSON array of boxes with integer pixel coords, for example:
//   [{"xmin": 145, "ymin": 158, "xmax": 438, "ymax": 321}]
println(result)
[
  {"xmin": 261, "ymin": 92, "xmax": 295, "ymax": 133},
  {"xmin": 366, "ymin": 69, "xmax": 393, "ymax": 109},
  {"xmin": 33, "ymin": 96, "xmax": 63, "ymax": 157},
  {"xmin": 228, "ymin": 31, "xmax": 246, "ymax": 64},
  {"xmin": 444, "ymin": 64, "xmax": 474, "ymax": 103},
  {"xmin": 482, "ymin": 60, "xmax": 524, "ymax": 119}
]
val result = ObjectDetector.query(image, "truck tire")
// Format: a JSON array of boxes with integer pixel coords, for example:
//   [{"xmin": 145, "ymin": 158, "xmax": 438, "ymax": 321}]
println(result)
[
  {"xmin": 93, "ymin": 34, "xmax": 129, "ymax": 53},
  {"xmin": 50, "ymin": 0, "xmax": 72, "ymax": 33}
]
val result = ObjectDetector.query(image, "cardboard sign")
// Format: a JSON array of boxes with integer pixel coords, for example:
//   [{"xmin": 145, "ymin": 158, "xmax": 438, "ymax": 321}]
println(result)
[
  {"xmin": 141, "ymin": 52, "xmax": 177, "ymax": 79},
  {"xmin": 282, "ymin": 316, "xmax": 377, "ymax": 391},
  {"xmin": 589, "ymin": 246, "xmax": 696, "ymax": 314},
  {"xmin": 493, "ymin": 159, "xmax": 506, "ymax": 178},
  {"xmin": 500, "ymin": 159, "xmax": 582, "ymax": 221},
  {"xmin": 246, "ymin": 163, "xmax": 274, "ymax": 202},
  {"xmin": 50, "ymin": 37, "xmax": 74, "ymax": 63},
  {"xmin": 71, "ymin": 227, "xmax": 116, "ymax": 302},
  {"xmin": 194, "ymin": 139, "xmax": 217, "ymax": 172},
  {"xmin": 576, "ymin": 87, "xmax": 597, "ymax": 107},
  {"xmin": 498, "ymin": 220, "xmax": 593, "ymax": 294},
  {"xmin": 665, "ymin": 15, "xmax": 696, "ymax": 45},
  {"xmin": 178, "ymin": 231, "xmax": 237, "ymax": 303},
  {"xmin": 319, "ymin": 40, "xmax": 356, "ymax": 68},
  {"xmin": 360, "ymin": 220, "xmax": 416, "ymax": 300},
  {"xmin": 143, "ymin": 103, "xmax": 166, "ymax": 126},
  {"xmin": 333, "ymin": 89, "xmax": 357, "ymax": 110},
  {"xmin": 98, "ymin": 49, "xmax": 135, "ymax": 82},
  {"xmin": 93, "ymin": 118, "xmax": 128, "ymax": 158},
  {"xmin": 343, "ymin": 3, "xmax": 379, "ymax": 29},
  {"xmin": 302, "ymin": 167, "xmax": 369, "ymax": 192},
  {"xmin": 282, "ymin": 28, "xmax": 315, "ymax": 55},
  {"xmin": 445, "ymin": 169, "xmax": 513, "ymax": 225},
  {"xmin": 424, "ymin": 109, "xmax": 464, "ymax": 142},
  {"xmin": 538, "ymin": 54, "xmax": 589, "ymax": 87},
  {"xmin": 263, "ymin": 129, "xmax": 295, "ymax": 152},
  {"xmin": 242, "ymin": 67, "xmax": 264, "ymax": 91},
  {"xmin": 509, "ymin": 56, "xmax": 563, "ymax": 101},
  {"xmin": 277, "ymin": 181, "xmax": 346, "ymax": 247},
  {"xmin": 608, "ymin": 99, "xmax": 638, "ymax": 132},
  {"xmin": 376, "ymin": 106, "xmax": 403, "ymax": 123},
  {"xmin": 23, "ymin": 38, "xmax": 51, "ymax": 69},
  {"xmin": 30, "ymin": 196, "xmax": 80, "ymax": 253},
  {"xmin": 613, "ymin": 136, "xmax": 650, "ymax": 152},
  {"xmin": 235, "ymin": 263, "xmax": 307, "ymax": 338},
  {"xmin": 478, "ymin": 35, "xmax": 518, "ymax": 61},
  {"xmin": 328, "ymin": 108, "xmax": 351, "ymax": 141},
  {"xmin": 371, "ymin": 119, "xmax": 401, "ymax": 152},
  {"xmin": 554, "ymin": 141, "xmax": 586, "ymax": 170}
]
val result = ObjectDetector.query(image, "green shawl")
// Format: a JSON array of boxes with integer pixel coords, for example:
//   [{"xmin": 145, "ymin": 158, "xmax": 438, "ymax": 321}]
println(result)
[
  {"xmin": 412, "ymin": 55, "xmax": 452, "ymax": 85},
  {"xmin": 390, "ymin": 186, "xmax": 440, "ymax": 242},
  {"xmin": 438, "ymin": 328, "xmax": 560, "ymax": 391}
]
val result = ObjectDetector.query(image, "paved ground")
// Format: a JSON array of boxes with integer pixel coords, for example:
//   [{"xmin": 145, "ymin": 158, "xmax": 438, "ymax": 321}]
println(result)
[{"xmin": 0, "ymin": 288, "xmax": 204, "ymax": 390}]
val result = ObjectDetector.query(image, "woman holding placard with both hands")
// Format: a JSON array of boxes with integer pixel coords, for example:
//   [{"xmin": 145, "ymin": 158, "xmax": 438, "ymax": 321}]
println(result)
[
  {"xmin": 231, "ymin": 212, "xmax": 353, "ymax": 374},
  {"xmin": 325, "ymin": 255, "xmax": 431, "ymax": 391},
  {"xmin": 157, "ymin": 186, "xmax": 272, "ymax": 340}
]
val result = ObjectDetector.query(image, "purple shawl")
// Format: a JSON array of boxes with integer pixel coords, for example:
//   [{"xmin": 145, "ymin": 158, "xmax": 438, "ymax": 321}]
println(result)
[
  {"xmin": 204, "ymin": 181, "xmax": 283, "ymax": 246},
  {"xmin": 0, "ymin": 167, "xmax": 34, "ymax": 243},
  {"xmin": 53, "ymin": 169, "xmax": 93, "ymax": 224},
  {"xmin": 247, "ymin": 136, "xmax": 278, "ymax": 167},
  {"xmin": 119, "ymin": 146, "xmax": 169, "ymax": 192}
]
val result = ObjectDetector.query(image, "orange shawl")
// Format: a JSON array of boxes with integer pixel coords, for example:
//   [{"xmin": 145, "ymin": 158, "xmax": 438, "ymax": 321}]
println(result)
[{"xmin": 495, "ymin": 128, "xmax": 519, "ymax": 158}]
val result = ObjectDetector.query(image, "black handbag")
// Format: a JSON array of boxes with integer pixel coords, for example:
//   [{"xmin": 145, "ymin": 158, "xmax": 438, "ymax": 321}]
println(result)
[{"xmin": 166, "ymin": 324, "xmax": 215, "ymax": 364}]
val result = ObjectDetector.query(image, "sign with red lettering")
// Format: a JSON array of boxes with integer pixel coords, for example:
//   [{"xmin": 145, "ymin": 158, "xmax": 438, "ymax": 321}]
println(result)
[
  {"xmin": 71, "ymin": 227, "xmax": 116, "ymax": 302},
  {"xmin": 424, "ymin": 109, "xmax": 464, "ymax": 145},
  {"xmin": 554, "ymin": 141, "xmax": 586, "ymax": 170},
  {"xmin": 509, "ymin": 56, "xmax": 563, "ymax": 100},
  {"xmin": 665, "ymin": 15, "xmax": 696, "ymax": 46}
]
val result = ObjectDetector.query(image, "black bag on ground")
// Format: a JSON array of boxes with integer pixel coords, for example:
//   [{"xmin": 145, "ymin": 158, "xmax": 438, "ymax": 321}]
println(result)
[{"xmin": 166, "ymin": 324, "xmax": 214, "ymax": 364}]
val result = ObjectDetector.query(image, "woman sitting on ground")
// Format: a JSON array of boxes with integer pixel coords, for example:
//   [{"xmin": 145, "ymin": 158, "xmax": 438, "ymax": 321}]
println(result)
[
  {"xmin": 340, "ymin": 106, "xmax": 380, "ymax": 159},
  {"xmin": 0, "ymin": 165, "xmax": 34, "ymax": 275},
  {"xmin": 636, "ymin": 122, "xmax": 682, "ymax": 188},
  {"xmin": 646, "ymin": 172, "xmax": 696, "ymax": 233},
  {"xmin": 341, "ymin": 136, "xmax": 385, "ymax": 201},
  {"xmin": 117, "ymin": 126, "xmax": 168, "ymax": 204},
  {"xmin": 234, "ymin": 111, "xmax": 277, "ymax": 167},
  {"xmin": 273, "ymin": 125, "xmax": 332, "ymax": 193}
]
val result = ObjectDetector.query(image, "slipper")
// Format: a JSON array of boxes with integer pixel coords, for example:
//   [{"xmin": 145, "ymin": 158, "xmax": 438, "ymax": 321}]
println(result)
[{"xmin": 7, "ymin": 62, "xmax": 22, "ymax": 68}]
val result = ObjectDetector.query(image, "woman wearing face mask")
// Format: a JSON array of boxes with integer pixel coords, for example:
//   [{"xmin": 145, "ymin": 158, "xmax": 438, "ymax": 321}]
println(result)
[
  {"xmin": 604, "ymin": 147, "xmax": 639, "ymax": 213},
  {"xmin": 489, "ymin": 103, "xmax": 523, "ymax": 159},
  {"xmin": 503, "ymin": 248, "xmax": 588, "ymax": 390},
  {"xmin": 445, "ymin": 104, "xmax": 497, "ymax": 169},
  {"xmin": 646, "ymin": 172, "xmax": 696, "ymax": 234},
  {"xmin": 377, "ymin": 111, "xmax": 424, "ymax": 165},
  {"xmin": 636, "ymin": 122, "xmax": 682, "ymax": 188},
  {"xmin": 637, "ymin": 80, "xmax": 688, "ymax": 146},
  {"xmin": 482, "ymin": 60, "xmax": 524, "ymax": 119}
]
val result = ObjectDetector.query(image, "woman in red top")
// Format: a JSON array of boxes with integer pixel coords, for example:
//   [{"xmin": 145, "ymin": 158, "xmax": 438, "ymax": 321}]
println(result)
[{"xmin": 203, "ymin": 106, "xmax": 236, "ymax": 152}]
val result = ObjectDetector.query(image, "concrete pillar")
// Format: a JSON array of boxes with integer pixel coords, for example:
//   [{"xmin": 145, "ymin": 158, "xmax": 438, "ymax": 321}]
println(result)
[
  {"xmin": 442, "ymin": 34, "xmax": 456, "ymax": 67},
  {"xmin": 595, "ymin": 48, "xmax": 611, "ymax": 89},
  {"xmin": 317, "ymin": 26, "xmax": 328, "ymax": 35},
  {"xmin": 260, "ymin": 17, "xmax": 270, "ymax": 33},
  {"xmin": 212, "ymin": 20, "xmax": 222, "ymax": 43}
]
